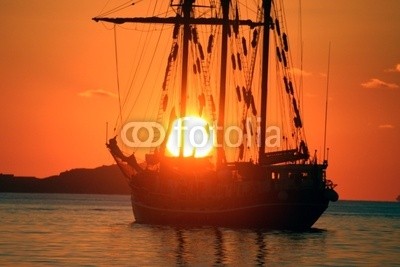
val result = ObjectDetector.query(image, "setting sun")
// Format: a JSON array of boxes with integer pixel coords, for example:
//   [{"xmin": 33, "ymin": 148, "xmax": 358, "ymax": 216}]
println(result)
[{"xmin": 166, "ymin": 116, "xmax": 214, "ymax": 158}]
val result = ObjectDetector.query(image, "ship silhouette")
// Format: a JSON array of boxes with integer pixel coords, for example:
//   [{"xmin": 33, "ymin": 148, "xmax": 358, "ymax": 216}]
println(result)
[{"xmin": 94, "ymin": 0, "xmax": 338, "ymax": 230}]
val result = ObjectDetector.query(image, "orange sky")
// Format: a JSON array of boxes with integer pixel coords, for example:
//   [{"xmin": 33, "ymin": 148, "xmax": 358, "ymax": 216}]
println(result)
[{"xmin": 1, "ymin": 0, "xmax": 399, "ymax": 201}]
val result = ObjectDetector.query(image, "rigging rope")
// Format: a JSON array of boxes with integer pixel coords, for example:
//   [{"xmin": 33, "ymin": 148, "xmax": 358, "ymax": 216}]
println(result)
[
  {"xmin": 270, "ymin": 0, "xmax": 307, "ymax": 150},
  {"xmin": 120, "ymin": 0, "xmax": 170, "ymax": 127},
  {"xmin": 98, "ymin": 0, "xmax": 136, "ymax": 17},
  {"xmin": 125, "ymin": 9, "xmax": 168, "ymax": 124},
  {"xmin": 113, "ymin": 26, "xmax": 124, "ymax": 132}
]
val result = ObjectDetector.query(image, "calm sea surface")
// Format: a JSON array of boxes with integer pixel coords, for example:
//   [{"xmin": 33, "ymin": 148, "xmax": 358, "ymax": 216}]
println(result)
[{"xmin": 0, "ymin": 193, "xmax": 399, "ymax": 266}]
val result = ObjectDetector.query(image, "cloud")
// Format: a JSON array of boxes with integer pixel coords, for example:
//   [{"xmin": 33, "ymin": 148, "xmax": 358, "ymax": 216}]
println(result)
[
  {"xmin": 385, "ymin": 63, "xmax": 400, "ymax": 73},
  {"xmin": 289, "ymin": 68, "xmax": 311, "ymax": 77},
  {"xmin": 78, "ymin": 89, "xmax": 117, "ymax": 98},
  {"xmin": 378, "ymin": 124, "xmax": 395, "ymax": 129},
  {"xmin": 361, "ymin": 78, "xmax": 399, "ymax": 89}
]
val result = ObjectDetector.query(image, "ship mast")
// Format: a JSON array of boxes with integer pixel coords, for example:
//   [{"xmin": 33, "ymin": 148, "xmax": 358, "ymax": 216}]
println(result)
[
  {"xmin": 180, "ymin": 0, "xmax": 194, "ymax": 119},
  {"xmin": 179, "ymin": 0, "xmax": 194, "ymax": 157},
  {"xmin": 216, "ymin": 0, "xmax": 230, "ymax": 167},
  {"xmin": 258, "ymin": 0, "xmax": 272, "ymax": 163}
]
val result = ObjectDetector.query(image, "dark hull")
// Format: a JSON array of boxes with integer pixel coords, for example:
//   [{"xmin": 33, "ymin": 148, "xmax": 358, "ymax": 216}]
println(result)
[
  {"xmin": 131, "ymin": 197, "xmax": 329, "ymax": 230},
  {"xmin": 111, "ymin": 155, "xmax": 337, "ymax": 230}
]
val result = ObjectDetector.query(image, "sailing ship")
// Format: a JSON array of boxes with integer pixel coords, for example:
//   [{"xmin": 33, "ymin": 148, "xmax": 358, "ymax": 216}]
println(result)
[{"xmin": 94, "ymin": 0, "xmax": 338, "ymax": 230}]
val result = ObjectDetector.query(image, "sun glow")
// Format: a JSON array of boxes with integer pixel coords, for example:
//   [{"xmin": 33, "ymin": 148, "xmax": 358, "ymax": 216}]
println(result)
[{"xmin": 166, "ymin": 116, "xmax": 214, "ymax": 158}]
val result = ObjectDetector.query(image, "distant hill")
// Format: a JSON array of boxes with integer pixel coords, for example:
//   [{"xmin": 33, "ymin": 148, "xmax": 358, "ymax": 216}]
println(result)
[{"xmin": 0, "ymin": 165, "xmax": 130, "ymax": 195}]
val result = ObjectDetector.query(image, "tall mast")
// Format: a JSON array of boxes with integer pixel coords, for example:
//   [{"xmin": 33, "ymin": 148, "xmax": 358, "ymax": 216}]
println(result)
[
  {"xmin": 179, "ymin": 0, "xmax": 194, "ymax": 157},
  {"xmin": 323, "ymin": 42, "xmax": 331, "ymax": 162},
  {"xmin": 216, "ymin": 0, "xmax": 230, "ymax": 167},
  {"xmin": 258, "ymin": 0, "xmax": 272, "ymax": 163},
  {"xmin": 180, "ymin": 0, "xmax": 194, "ymax": 118}
]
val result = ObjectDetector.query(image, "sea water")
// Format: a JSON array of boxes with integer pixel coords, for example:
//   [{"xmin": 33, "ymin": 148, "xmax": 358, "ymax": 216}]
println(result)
[{"xmin": 0, "ymin": 193, "xmax": 399, "ymax": 266}]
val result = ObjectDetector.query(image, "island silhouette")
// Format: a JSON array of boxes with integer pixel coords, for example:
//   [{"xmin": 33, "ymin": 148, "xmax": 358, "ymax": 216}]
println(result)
[{"xmin": 0, "ymin": 165, "xmax": 130, "ymax": 195}]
